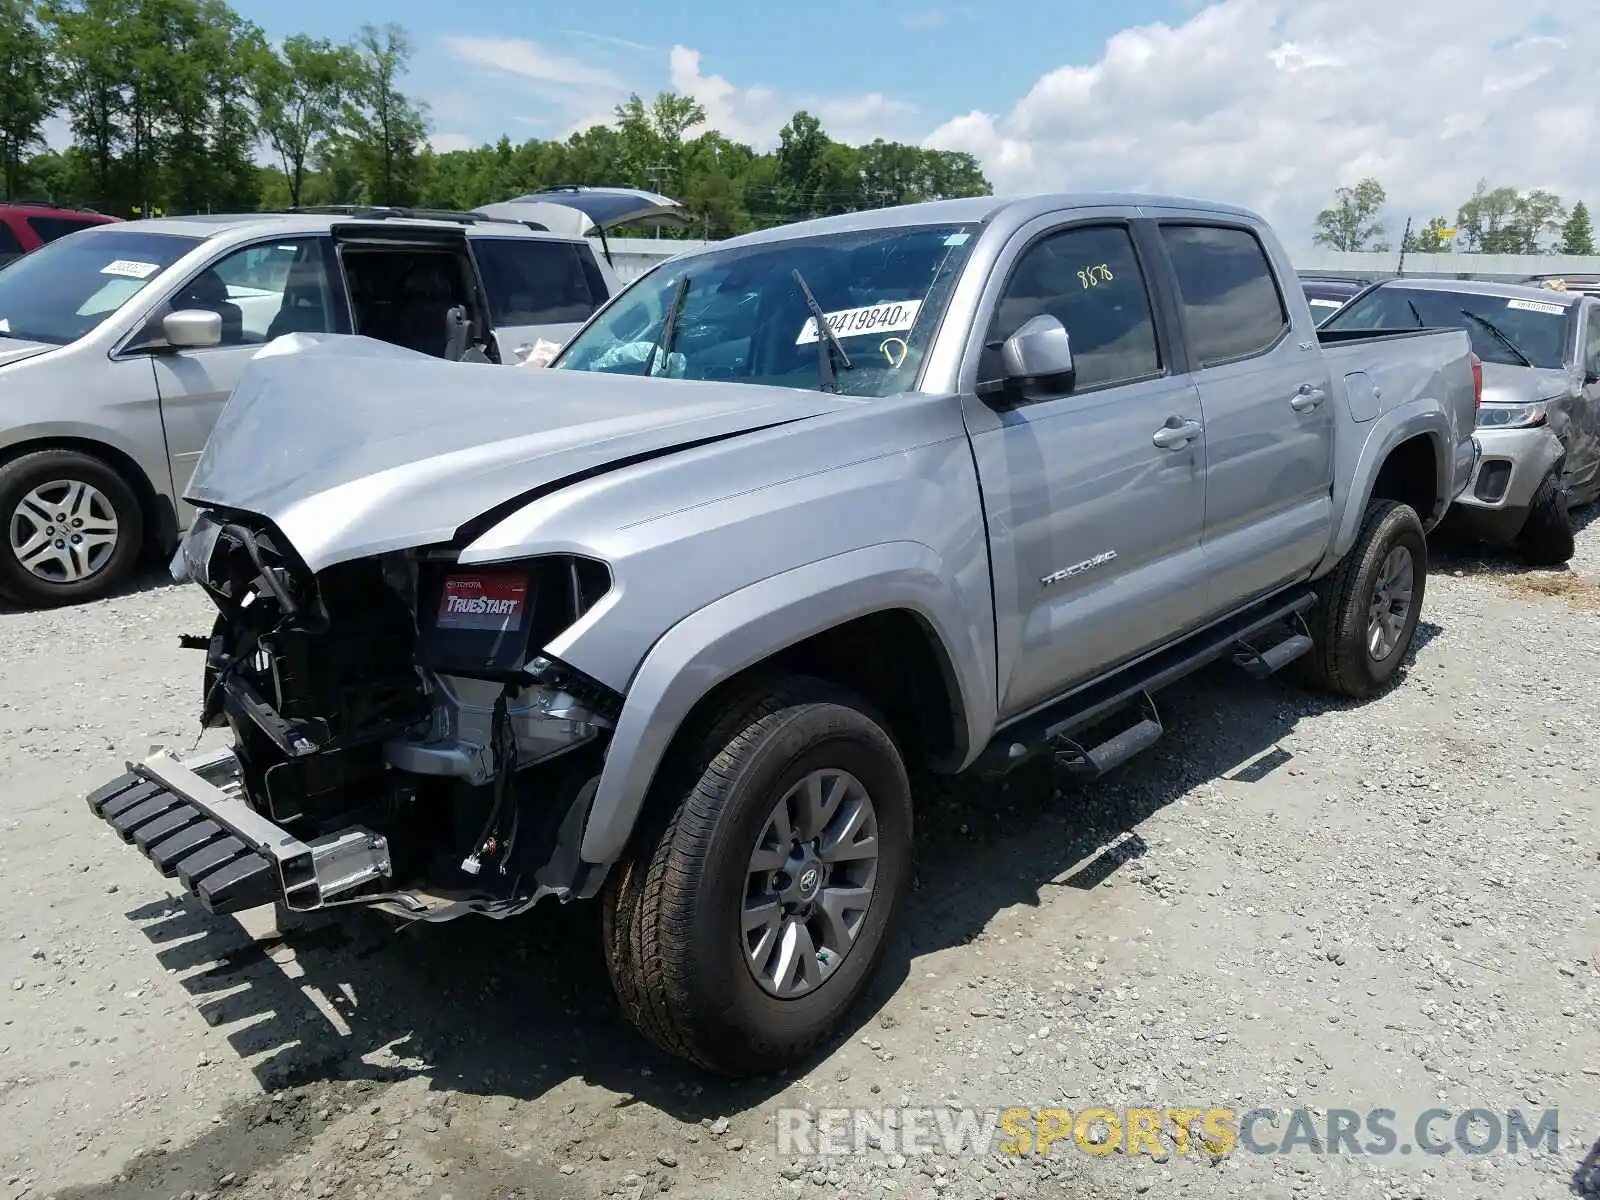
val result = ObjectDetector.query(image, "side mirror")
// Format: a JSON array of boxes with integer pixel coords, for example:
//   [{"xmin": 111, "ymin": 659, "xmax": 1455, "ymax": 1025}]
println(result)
[
  {"xmin": 162, "ymin": 309, "xmax": 222, "ymax": 349},
  {"xmin": 1000, "ymin": 314, "xmax": 1075, "ymax": 392}
]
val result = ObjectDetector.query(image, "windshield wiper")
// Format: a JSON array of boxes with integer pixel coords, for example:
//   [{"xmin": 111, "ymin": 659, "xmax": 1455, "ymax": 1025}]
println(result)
[
  {"xmin": 1406, "ymin": 299, "xmax": 1425, "ymax": 327},
  {"xmin": 1459, "ymin": 308, "xmax": 1533, "ymax": 367},
  {"xmin": 645, "ymin": 274, "xmax": 691, "ymax": 377},
  {"xmin": 790, "ymin": 268, "xmax": 852, "ymax": 392}
]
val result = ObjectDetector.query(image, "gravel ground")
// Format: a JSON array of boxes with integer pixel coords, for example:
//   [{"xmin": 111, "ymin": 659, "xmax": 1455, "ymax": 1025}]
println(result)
[{"xmin": 1, "ymin": 523, "xmax": 1596, "ymax": 1200}]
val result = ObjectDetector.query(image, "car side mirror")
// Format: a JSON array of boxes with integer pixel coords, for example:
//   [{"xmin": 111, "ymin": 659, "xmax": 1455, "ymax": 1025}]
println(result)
[
  {"xmin": 162, "ymin": 309, "xmax": 222, "ymax": 349},
  {"xmin": 1001, "ymin": 314, "xmax": 1075, "ymax": 393}
]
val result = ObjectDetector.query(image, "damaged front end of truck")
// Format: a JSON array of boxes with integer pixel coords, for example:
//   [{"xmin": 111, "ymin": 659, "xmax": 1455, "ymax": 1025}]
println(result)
[
  {"xmin": 80, "ymin": 333, "xmax": 833, "ymax": 926},
  {"xmin": 90, "ymin": 509, "xmax": 622, "ymax": 922}
]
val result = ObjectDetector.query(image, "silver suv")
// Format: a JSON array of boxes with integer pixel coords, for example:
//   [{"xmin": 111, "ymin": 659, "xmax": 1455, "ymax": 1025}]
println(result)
[
  {"xmin": 0, "ymin": 207, "xmax": 622, "ymax": 608},
  {"xmin": 1322, "ymin": 277, "xmax": 1600, "ymax": 564}
]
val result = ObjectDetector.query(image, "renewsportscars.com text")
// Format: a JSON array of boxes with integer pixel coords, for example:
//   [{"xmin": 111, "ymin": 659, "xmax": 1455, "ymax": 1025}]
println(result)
[{"xmin": 774, "ymin": 1106, "xmax": 1563, "ymax": 1158}]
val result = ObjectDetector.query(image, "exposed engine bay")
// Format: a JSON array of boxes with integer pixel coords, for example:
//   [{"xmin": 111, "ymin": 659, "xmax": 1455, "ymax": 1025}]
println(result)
[{"xmin": 167, "ymin": 505, "xmax": 623, "ymax": 922}]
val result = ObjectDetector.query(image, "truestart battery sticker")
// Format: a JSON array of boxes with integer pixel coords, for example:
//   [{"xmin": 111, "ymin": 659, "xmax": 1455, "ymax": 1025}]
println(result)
[{"xmin": 437, "ymin": 573, "xmax": 528, "ymax": 632}]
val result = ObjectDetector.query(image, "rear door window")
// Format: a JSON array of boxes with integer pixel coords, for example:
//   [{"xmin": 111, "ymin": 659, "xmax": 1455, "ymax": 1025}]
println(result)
[
  {"xmin": 472, "ymin": 238, "xmax": 604, "ymax": 326},
  {"xmin": 0, "ymin": 219, "xmax": 22, "ymax": 255},
  {"xmin": 26, "ymin": 215, "xmax": 97, "ymax": 245},
  {"xmin": 1160, "ymin": 224, "xmax": 1290, "ymax": 365}
]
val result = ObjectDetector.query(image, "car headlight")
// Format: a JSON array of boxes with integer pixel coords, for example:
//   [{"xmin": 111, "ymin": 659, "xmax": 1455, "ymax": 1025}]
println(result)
[
  {"xmin": 171, "ymin": 510, "xmax": 224, "ymax": 583},
  {"xmin": 1475, "ymin": 401, "xmax": 1548, "ymax": 429}
]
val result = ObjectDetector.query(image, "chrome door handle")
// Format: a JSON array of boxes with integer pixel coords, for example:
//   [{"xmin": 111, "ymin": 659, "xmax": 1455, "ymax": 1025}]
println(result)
[
  {"xmin": 1291, "ymin": 384, "xmax": 1326, "ymax": 412},
  {"xmin": 1152, "ymin": 419, "xmax": 1203, "ymax": 449}
]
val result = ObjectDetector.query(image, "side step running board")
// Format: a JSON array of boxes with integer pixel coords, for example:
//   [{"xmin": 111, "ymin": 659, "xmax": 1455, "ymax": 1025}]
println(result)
[
  {"xmin": 974, "ymin": 589, "xmax": 1317, "ymax": 777},
  {"xmin": 1052, "ymin": 691, "xmax": 1163, "ymax": 778},
  {"xmin": 1231, "ymin": 611, "xmax": 1315, "ymax": 679}
]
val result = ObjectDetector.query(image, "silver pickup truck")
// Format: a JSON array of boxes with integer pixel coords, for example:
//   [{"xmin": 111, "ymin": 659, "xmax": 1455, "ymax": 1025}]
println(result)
[{"xmin": 85, "ymin": 193, "xmax": 1480, "ymax": 1076}]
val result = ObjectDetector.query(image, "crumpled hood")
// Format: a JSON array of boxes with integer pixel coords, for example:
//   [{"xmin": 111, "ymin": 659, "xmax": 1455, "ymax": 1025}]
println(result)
[
  {"xmin": 1479, "ymin": 360, "xmax": 1574, "ymax": 406},
  {"xmin": 0, "ymin": 336, "xmax": 55, "ymax": 369},
  {"xmin": 185, "ymin": 334, "xmax": 844, "ymax": 572}
]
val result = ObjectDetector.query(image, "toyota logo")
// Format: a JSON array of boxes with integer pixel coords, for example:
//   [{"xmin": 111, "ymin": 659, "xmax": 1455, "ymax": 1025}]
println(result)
[{"xmin": 798, "ymin": 866, "xmax": 821, "ymax": 895}]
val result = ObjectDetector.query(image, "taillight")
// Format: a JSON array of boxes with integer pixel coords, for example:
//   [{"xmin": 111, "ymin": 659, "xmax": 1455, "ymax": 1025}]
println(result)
[{"xmin": 1470, "ymin": 352, "xmax": 1483, "ymax": 409}]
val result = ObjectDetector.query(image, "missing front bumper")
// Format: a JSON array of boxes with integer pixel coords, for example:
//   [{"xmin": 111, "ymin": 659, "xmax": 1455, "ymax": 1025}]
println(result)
[
  {"xmin": 86, "ymin": 747, "xmax": 391, "ymax": 915},
  {"xmin": 85, "ymin": 746, "xmax": 606, "ymax": 921}
]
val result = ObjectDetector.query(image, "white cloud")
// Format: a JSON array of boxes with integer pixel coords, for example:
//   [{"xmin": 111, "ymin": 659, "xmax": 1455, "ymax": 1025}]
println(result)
[
  {"xmin": 921, "ymin": 0, "xmax": 1600, "ymax": 250},
  {"xmin": 559, "ymin": 29, "xmax": 664, "ymax": 55},
  {"xmin": 429, "ymin": 132, "xmax": 476, "ymax": 153},
  {"xmin": 443, "ymin": 36, "xmax": 637, "ymax": 139},
  {"xmin": 667, "ymin": 45, "xmax": 919, "ymax": 150},
  {"xmin": 901, "ymin": 6, "xmax": 975, "ymax": 28},
  {"xmin": 444, "ymin": 37, "xmax": 625, "ymax": 91}
]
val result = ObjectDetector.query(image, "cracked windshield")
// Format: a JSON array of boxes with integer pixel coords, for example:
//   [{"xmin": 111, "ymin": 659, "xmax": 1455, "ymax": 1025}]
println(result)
[{"xmin": 555, "ymin": 223, "xmax": 978, "ymax": 394}]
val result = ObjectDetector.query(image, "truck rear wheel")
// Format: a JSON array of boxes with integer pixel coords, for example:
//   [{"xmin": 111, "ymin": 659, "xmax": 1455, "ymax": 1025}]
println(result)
[
  {"xmin": 602, "ymin": 676, "xmax": 913, "ymax": 1076},
  {"xmin": 1513, "ymin": 470, "xmax": 1574, "ymax": 567},
  {"xmin": 1302, "ymin": 499, "xmax": 1427, "ymax": 699}
]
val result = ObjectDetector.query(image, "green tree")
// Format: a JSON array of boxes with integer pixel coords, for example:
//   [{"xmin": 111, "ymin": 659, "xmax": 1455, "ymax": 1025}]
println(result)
[
  {"xmin": 1456, "ymin": 182, "xmax": 1566, "ymax": 254},
  {"xmin": 204, "ymin": 4, "xmax": 269, "ymax": 212},
  {"xmin": 1455, "ymin": 180, "xmax": 1520, "ymax": 253},
  {"xmin": 1401, "ymin": 215, "xmax": 1454, "ymax": 254},
  {"xmin": 0, "ymin": 0, "xmax": 55, "ymax": 199},
  {"xmin": 1560, "ymin": 201, "xmax": 1594, "ymax": 255},
  {"xmin": 342, "ymin": 22, "xmax": 427, "ymax": 205},
  {"xmin": 678, "ymin": 130, "xmax": 752, "ymax": 238},
  {"xmin": 45, "ymin": 0, "xmax": 128, "ymax": 209},
  {"xmin": 611, "ymin": 90, "xmax": 705, "ymax": 200},
  {"xmin": 254, "ymin": 34, "xmax": 359, "ymax": 206},
  {"xmin": 773, "ymin": 111, "xmax": 861, "ymax": 219},
  {"xmin": 1506, "ymin": 189, "xmax": 1565, "ymax": 254},
  {"xmin": 24, "ymin": 28, "xmax": 990, "ymax": 227},
  {"xmin": 1312, "ymin": 178, "xmax": 1387, "ymax": 251}
]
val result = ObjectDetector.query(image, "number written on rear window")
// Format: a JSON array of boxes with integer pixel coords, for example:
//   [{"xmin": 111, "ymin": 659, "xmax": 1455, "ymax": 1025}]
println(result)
[{"xmin": 1161, "ymin": 224, "xmax": 1289, "ymax": 366}]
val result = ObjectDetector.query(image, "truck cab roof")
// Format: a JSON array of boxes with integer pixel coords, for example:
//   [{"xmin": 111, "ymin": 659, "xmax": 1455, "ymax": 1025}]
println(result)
[{"xmin": 702, "ymin": 191, "xmax": 1264, "ymax": 253}]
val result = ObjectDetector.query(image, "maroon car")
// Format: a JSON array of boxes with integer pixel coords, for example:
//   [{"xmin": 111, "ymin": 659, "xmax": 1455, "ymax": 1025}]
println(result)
[{"xmin": 0, "ymin": 202, "xmax": 120, "ymax": 267}]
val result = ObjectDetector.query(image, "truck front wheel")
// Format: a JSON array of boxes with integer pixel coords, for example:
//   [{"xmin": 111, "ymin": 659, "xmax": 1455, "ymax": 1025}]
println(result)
[
  {"xmin": 1303, "ymin": 499, "xmax": 1428, "ymax": 699},
  {"xmin": 602, "ymin": 676, "xmax": 913, "ymax": 1076}
]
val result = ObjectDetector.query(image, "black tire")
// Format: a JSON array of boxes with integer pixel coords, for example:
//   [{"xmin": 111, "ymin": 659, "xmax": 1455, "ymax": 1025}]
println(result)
[
  {"xmin": 1513, "ymin": 471, "xmax": 1574, "ymax": 567},
  {"xmin": 602, "ymin": 675, "xmax": 913, "ymax": 1076},
  {"xmin": 0, "ymin": 449, "xmax": 144, "ymax": 608},
  {"xmin": 1302, "ymin": 499, "xmax": 1428, "ymax": 699}
]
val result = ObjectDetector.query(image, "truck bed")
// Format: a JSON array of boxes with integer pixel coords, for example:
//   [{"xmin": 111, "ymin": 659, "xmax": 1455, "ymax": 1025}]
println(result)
[{"xmin": 1317, "ymin": 325, "xmax": 1477, "ymax": 430}]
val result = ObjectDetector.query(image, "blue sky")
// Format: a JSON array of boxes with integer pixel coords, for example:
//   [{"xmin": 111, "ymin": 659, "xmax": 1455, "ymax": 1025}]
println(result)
[
  {"xmin": 50, "ymin": 0, "xmax": 1600, "ymax": 247},
  {"xmin": 232, "ymin": 0, "xmax": 1189, "ymax": 153}
]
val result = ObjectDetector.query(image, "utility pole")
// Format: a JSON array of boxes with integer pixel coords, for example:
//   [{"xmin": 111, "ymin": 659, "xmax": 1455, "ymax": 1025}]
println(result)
[
  {"xmin": 643, "ymin": 163, "xmax": 671, "ymax": 237},
  {"xmin": 1395, "ymin": 216, "xmax": 1413, "ymax": 279}
]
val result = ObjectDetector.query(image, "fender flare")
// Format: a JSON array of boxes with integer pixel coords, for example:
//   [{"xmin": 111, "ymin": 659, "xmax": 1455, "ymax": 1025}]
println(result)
[
  {"xmin": 1322, "ymin": 403, "xmax": 1452, "ymax": 571},
  {"xmin": 578, "ymin": 540, "xmax": 994, "ymax": 865},
  {"xmin": 0, "ymin": 418, "xmax": 168, "ymax": 492},
  {"xmin": 0, "ymin": 419, "xmax": 176, "ymax": 547}
]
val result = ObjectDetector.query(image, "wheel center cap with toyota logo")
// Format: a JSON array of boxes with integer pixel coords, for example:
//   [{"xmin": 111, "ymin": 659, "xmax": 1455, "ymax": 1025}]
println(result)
[{"xmin": 797, "ymin": 865, "xmax": 821, "ymax": 899}]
